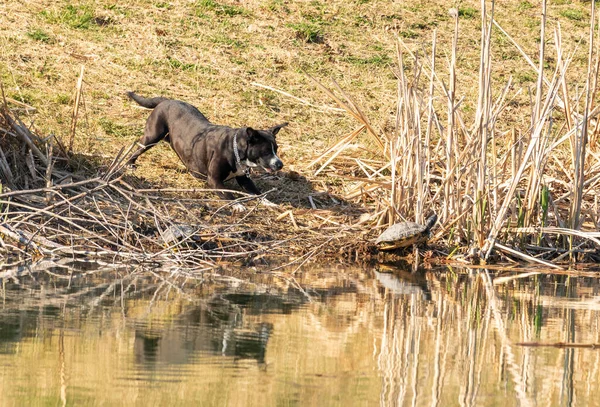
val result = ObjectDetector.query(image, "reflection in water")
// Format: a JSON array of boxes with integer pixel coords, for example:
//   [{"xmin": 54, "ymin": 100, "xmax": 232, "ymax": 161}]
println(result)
[
  {"xmin": 0, "ymin": 261, "xmax": 600, "ymax": 406},
  {"xmin": 132, "ymin": 293, "xmax": 285, "ymax": 366},
  {"xmin": 376, "ymin": 269, "xmax": 600, "ymax": 407},
  {"xmin": 374, "ymin": 269, "xmax": 431, "ymax": 300}
]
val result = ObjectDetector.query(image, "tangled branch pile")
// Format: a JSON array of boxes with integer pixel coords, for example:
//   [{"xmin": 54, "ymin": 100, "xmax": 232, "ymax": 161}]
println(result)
[{"xmin": 0, "ymin": 98, "xmax": 371, "ymax": 271}]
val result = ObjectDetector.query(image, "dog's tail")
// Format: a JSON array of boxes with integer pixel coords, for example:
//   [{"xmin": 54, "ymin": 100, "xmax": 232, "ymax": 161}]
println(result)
[{"xmin": 127, "ymin": 91, "xmax": 169, "ymax": 109}]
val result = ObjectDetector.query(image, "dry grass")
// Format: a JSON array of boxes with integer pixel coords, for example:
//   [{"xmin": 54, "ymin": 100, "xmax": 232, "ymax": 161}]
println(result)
[{"xmin": 0, "ymin": 0, "xmax": 599, "ymax": 267}]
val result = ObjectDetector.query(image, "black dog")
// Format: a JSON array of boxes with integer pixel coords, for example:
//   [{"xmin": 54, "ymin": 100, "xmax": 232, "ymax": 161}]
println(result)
[{"xmin": 126, "ymin": 92, "xmax": 287, "ymax": 210}]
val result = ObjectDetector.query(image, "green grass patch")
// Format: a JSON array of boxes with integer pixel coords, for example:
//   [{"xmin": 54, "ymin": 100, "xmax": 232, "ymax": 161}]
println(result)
[
  {"xmin": 343, "ymin": 53, "xmax": 391, "ymax": 66},
  {"xmin": 516, "ymin": 71, "xmax": 536, "ymax": 84},
  {"xmin": 381, "ymin": 13, "xmax": 402, "ymax": 22},
  {"xmin": 300, "ymin": 10, "xmax": 326, "ymax": 25},
  {"xmin": 353, "ymin": 15, "xmax": 373, "ymax": 27},
  {"xmin": 499, "ymin": 49, "xmax": 520, "ymax": 61},
  {"xmin": 27, "ymin": 29, "xmax": 52, "ymax": 43},
  {"xmin": 517, "ymin": 1, "xmax": 534, "ymax": 11},
  {"xmin": 104, "ymin": 3, "xmax": 130, "ymax": 16},
  {"xmin": 207, "ymin": 33, "xmax": 246, "ymax": 48},
  {"xmin": 98, "ymin": 118, "xmax": 141, "ymax": 138},
  {"xmin": 54, "ymin": 94, "xmax": 72, "ymax": 105},
  {"xmin": 525, "ymin": 18, "xmax": 540, "ymax": 29},
  {"xmin": 458, "ymin": 7, "xmax": 478, "ymax": 19},
  {"xmin": 166, "ymin": 56, "xmax": 197, "ymax": 71},
  {"xmin": 410, "ymin": 22, "xmax": 431, "ymax": 30},
  {"xmin": 287, "ymin": 22, "xmax": 323, "ymax": 43},
  {"xmin": 399, "ymin": 30, "xmax": 418, "ymax": 39},
  {"xmin": 8, "ymin": 91, "xmax": 37, "ymax": 105},
  {"xmin": 154, "ymin": 2, "xmax": 172, "ymax": 9},
  {"xmin": 195, "ymin": 0, "xmax": 248, "ymax": 17},
  {"xmin": 40, "ymin": 4, "xmax": 96, "ymax": 29},
  {"xmin": 559, "ymin": 8, "xmax": 584, "ymax": 21},
  {"xmin": 265, "ymin": 0, "xmax": 290, "ymax": 13}
]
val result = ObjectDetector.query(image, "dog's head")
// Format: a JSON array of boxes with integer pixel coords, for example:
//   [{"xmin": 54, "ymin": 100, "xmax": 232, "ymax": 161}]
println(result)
[{"xmin": 243, "ymin": 123, "xmax": 287, "ymax": 173}]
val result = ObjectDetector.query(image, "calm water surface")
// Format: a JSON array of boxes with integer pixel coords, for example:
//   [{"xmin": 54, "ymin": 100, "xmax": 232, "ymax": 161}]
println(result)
[{"xmin": 1, "ymin": 261, "xmax": 600, "ymax": 406}]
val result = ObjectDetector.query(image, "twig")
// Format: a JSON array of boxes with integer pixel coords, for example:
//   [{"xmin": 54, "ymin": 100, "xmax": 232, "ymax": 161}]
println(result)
[
  {"xmin": 517, "ymin": 342, "xmax": 600, "ymax": 349},
  {"xmin": 494, "ymin": 242, "xmax": 563, "ymax": 269},
  {"xmin": 251, "ymin": 82, "xmax": 344, "ymax": 113}
]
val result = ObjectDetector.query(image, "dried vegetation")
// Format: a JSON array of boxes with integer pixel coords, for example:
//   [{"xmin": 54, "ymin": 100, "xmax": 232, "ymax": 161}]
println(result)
[
  {"xmin": 1, "ymin": 0, "xmax": 600, "ymax": 268},
  {"xmin": 0, "ymin": 96, "xmax": 370, "ymax": 270}
]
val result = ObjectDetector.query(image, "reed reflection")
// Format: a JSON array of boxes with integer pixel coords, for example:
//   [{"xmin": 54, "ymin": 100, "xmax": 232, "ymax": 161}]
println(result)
[{"xmin": 375, "ymin": 267, "xmax": 600, "ymax": 407}]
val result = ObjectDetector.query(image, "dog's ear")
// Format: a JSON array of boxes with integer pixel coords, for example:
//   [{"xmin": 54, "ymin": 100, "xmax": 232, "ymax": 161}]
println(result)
[
  {"xmin": 245, "ymin": 127, "xmax": 259, "ymax": 144},
  {"xmin": 268, "ymin": 122, "xmax": 288, "ymax": 138}
]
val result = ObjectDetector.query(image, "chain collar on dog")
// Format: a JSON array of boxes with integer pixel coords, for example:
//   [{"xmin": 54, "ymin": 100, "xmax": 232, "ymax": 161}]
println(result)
[{"xmin": 233, "ymin": 131, "xmax": 251, "ymax": 176}]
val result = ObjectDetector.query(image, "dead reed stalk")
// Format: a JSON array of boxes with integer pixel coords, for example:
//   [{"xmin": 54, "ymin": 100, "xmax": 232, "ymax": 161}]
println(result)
[{"xmin": 68, "ymin": 65, "xmax": 85, "ymax": 154}]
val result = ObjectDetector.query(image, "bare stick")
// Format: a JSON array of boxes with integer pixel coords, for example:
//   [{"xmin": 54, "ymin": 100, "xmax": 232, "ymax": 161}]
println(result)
[
  {"xmin": 68, "ymin": 65, "xmax": 85, "ymax": 153},
  {"xmin": 494, "ymin": 242, "xmax": 562, "ymax": 269}
]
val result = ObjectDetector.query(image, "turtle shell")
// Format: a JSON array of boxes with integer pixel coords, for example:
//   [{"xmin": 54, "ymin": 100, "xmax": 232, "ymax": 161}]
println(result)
[
  {"xmin": 161, "ymin": 224, "xmax": 198, "ymax": 245},
  {"xmin": 375, "ymin": 214, "xmax": 437, "ymax": 251}
]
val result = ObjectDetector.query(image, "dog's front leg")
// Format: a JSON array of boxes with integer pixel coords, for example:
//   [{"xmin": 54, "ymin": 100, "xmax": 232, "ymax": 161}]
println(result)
[
  {"xmin": 235, "ymin": 175, "xmax": 261, "ymax": 195},
  {"xmin": 207, "ymin": 168, "xmax": 246, "ymax": 212},
  {"xmin": 236, "ymin": 176, "xmax": 277, "ymax": 208}
]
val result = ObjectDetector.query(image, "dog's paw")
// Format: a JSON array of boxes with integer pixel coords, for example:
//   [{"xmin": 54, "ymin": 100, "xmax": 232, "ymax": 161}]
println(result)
[
  {"xmin": 231, "ymin": 203, "xmax": 247, "ymax": 212},
  {"xmin": 261, "ymin": 197, "xmax": 278, "ymax": 208}
]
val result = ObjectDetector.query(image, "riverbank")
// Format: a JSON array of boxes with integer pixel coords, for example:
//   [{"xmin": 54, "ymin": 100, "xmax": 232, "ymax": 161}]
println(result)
[{"xmin": 1, "ymin": 1, "xmax": 600, "ymax": 268}]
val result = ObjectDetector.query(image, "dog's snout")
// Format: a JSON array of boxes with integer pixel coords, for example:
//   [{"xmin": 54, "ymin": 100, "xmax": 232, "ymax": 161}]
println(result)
[{"xmin": 273, "ymin": 160, "xmax": 283, "ymax": 171}]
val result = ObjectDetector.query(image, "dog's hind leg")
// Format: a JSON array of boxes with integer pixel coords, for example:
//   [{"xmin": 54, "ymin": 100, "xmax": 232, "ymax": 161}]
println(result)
[
  {"xmin": 127, "ymin": 142, "xmax": 160, "ymax": 167},
  {"xmin": 127, "ymin": 110, "xmax": 169, "ymax": 166}
]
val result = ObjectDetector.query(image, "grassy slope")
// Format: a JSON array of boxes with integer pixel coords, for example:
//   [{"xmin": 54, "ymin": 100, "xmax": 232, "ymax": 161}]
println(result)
[{"xmin": 0, "ymin": 0, "xmax": 595, "ymax": 200}]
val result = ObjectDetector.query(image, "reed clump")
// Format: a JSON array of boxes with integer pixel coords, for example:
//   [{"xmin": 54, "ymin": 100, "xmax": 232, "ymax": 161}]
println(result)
[{"xmin": 308, "ymin": 0, "xmax": 600, "ymax": 266}]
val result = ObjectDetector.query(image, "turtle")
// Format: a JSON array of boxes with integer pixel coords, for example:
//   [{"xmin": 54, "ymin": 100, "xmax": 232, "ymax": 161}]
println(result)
[
  {"xmin": 160, "ymin": 224, "xmax": 199, "ymax": 246},
  {"xmin": 375, "ymin": 214, "xmax": 437, "ymax": 251}
]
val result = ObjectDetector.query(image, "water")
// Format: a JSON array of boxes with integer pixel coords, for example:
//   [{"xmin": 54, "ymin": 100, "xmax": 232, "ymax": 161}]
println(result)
[{"xmin": 1, "ymin": 261, "xmax": 600, "ymax": 406}]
